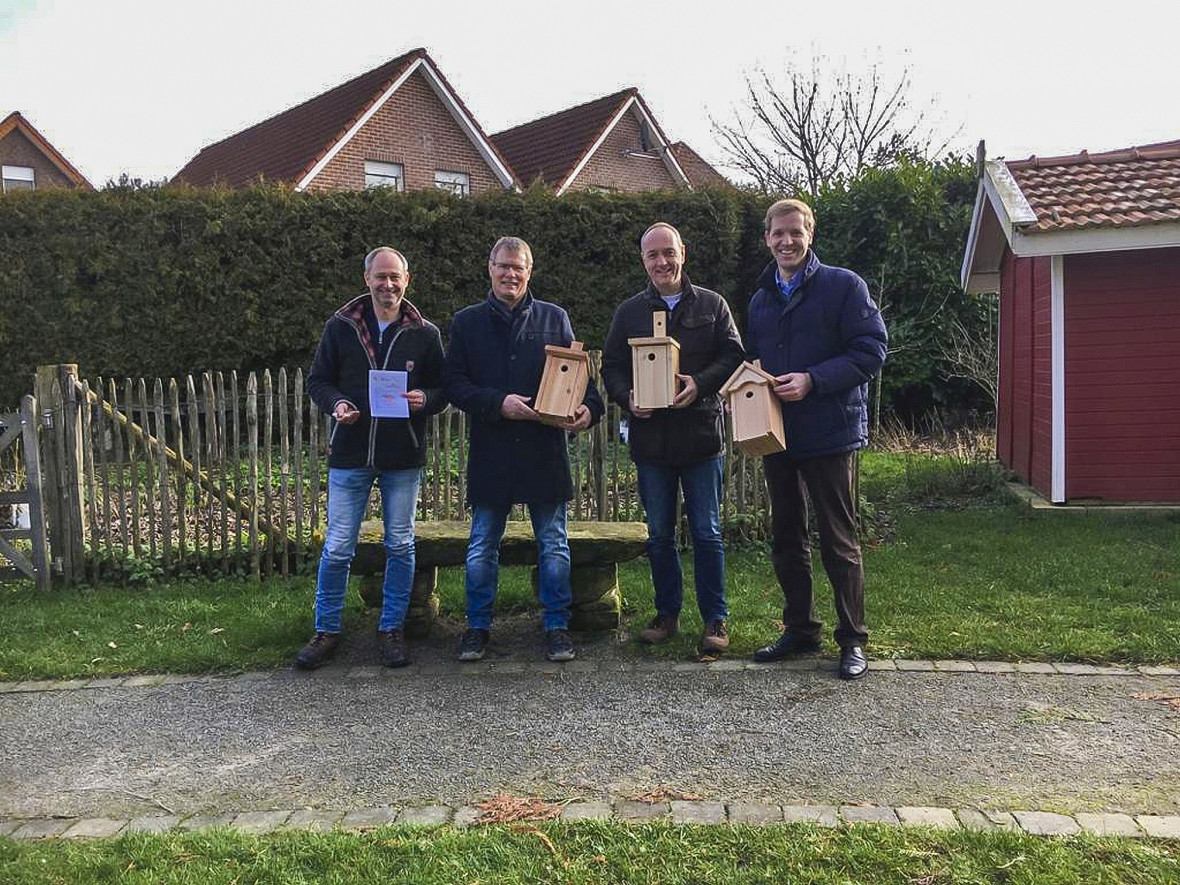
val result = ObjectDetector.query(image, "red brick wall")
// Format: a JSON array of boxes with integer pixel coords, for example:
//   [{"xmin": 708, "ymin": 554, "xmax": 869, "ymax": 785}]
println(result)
[
  {"xmin": 0, "ymin": 129, "xmax": 77, "ymax": 189},
  {"xmin": 569, "ymin": 111, "xmax": 682, "ymax": 193},
  {"xmin": 309, "ymin": 69, "xmax": 505, "ymax": 195}
]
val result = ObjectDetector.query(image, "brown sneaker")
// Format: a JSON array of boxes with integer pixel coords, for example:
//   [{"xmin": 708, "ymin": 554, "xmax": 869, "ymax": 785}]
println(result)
[
  {"xmin": 700, "ymin": 619, "xmax": 730, "ymax": 653},
  {"xmin": 639, "ymin": 613, "xmax": 679, "ymax": 644},
  {"xmin": 294, "ymin": 632, "xmax": 340, "ymax": 670}
]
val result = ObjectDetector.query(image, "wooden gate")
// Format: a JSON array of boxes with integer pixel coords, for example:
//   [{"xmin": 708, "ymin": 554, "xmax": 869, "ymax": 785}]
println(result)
[{"xmin": 0, "ymin": 395, "xmax": 52, "ymax": 589}]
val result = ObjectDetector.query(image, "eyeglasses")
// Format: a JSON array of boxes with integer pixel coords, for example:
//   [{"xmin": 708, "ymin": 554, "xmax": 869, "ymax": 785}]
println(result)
[{"xmin": 491, "ymin": 262, "xmax": 530, "ymax": 274}]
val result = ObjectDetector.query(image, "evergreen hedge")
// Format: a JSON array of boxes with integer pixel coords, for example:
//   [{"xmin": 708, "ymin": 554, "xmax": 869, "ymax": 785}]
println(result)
[{"xmin": 0, "ymin": 160, "xmax": 981, "ymax": 418}]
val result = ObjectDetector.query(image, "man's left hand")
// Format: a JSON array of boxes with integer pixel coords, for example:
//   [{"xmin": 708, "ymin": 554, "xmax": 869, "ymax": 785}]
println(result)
[
  {"xmin": 559, "ymin": 404, "xmax": 592, "ymax": 432},
  {"xmin": 773, "ymin": 372, "xmax": 813, "ymax": 402},
  {"xmin": 402, "ymin": 389, "xmax": 426, "ymax": 412},
  {"xmin": 670, "ymin": 374, "xmax": 698, "ymax": 409}
]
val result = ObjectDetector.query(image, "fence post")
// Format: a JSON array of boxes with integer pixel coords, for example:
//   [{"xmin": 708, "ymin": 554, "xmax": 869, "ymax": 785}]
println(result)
[
  {"xmin": 20, "ymin": 395, "xmax": 51, "ymax": 591},
  {"xmin": 34, "ymin": 364, "xmax": 85, "ymax": 583}
]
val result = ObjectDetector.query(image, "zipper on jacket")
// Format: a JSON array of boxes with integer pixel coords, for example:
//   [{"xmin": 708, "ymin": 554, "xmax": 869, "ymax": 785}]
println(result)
[{"xmin": 367, "ymin": 325, "xmax": 406, "ymax": 467}]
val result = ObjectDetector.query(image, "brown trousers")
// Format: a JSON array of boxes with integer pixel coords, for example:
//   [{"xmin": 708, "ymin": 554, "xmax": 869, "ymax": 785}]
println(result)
[{"xmin": 763, "ymin": 450, "xmax": 868, "ymax": 649}]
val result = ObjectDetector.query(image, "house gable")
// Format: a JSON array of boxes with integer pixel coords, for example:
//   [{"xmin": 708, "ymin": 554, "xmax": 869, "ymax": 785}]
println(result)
[
  {"xmin": 0, "ymin": 112, "xmax": 92, "ymax": 190},
  {"xmin": 491, "ymin": 89, "xmax": 691, "ymax": 195},
  {"xmin": 172, "ymin": 49, "xmax": 515, "ymax": 192},
  {"xmin": 308, "ymin": 67, "xmax": 506, "ymax": 194}
]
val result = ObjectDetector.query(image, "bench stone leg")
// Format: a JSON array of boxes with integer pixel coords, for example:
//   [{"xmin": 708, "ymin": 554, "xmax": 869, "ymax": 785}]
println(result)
[
  {"xmin": 405, "ymin": 567, "xmax": 439, "ymax": 639},
  {"xmin": 357, "ymin": 567, "xmax": 439, "ymax": 640},
  {"xmin": 533, "ymin": 563, "xmax": 622, "ymax": 632}
]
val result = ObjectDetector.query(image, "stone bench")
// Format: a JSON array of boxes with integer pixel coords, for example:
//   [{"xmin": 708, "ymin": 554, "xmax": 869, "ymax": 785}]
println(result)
[{"xmin": 352, "ymin": 520, "xmax": 648, "ymax": 636}]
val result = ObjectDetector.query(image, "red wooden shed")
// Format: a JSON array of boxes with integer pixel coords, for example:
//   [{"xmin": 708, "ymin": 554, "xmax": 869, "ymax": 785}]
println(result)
[{"xmin": 962, "ymin": 139, "xmax": 1180, "ymax": 503}]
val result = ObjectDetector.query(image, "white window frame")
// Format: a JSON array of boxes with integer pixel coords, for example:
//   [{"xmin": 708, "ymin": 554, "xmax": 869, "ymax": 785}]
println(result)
[
  {"xmin": 434, "ymin": 170, "xmax": 470, "ymax": 197},
  {"xmin": 364, "ymin": 160, "xmax": 404, "ymax": 191},
  {"xmin": 2, "ymin": 165, "xmax": 35, "ymax": 193}
]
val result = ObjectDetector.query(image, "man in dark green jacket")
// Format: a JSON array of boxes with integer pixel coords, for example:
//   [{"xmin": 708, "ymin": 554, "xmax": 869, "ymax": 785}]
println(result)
[
  {"xmin": 299, "ymin": 246, "xmax": 446, "ymax": 671},
  {"xmin": 602, "ymin": 222, "xmax": 744, "ymax": 655}
]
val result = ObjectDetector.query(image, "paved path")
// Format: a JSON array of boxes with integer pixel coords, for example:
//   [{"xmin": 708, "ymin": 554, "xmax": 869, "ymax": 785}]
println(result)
[{"xmin": 2, "ymin": 653, "xmax": 1179, "ymax": 840}]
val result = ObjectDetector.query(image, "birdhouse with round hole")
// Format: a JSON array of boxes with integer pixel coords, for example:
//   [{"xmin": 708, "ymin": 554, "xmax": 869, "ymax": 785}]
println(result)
[
  {"xmin": 627, "ymin": 311, "xmax": 680, "ymax": 410},
  {"xmin": 719, "ymin": 359, "xmax": 786, "ymax": 456},
  {"xmin": 535, "ymin": 340, "xmax": 591, "ymax": 425}
]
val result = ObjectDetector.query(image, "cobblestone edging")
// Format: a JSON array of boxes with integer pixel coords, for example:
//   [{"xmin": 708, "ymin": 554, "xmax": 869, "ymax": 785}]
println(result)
[
  {"xmin": 3, "ymin": 802, "xmax": 1179, "ymax": 841},
  {"xmin": 0, "ymin": 659, "xmax": 1177, "ymax": 694}
]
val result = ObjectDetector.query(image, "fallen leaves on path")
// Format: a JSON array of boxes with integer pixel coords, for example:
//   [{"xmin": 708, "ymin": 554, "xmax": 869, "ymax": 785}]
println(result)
[
  {"xmin": 1132, "ymin": 692, "xmax": 1180, "ymax": 713},
  {"xmin": 474, "ymin": 793, "xmax": 562, "ymax": 824}
]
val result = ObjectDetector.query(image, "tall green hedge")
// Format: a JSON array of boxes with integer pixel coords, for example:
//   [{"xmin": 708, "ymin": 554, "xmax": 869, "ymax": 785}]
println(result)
[{"xmin": 0, "ymin": 161, "xmax": 981, "ymax": 419}]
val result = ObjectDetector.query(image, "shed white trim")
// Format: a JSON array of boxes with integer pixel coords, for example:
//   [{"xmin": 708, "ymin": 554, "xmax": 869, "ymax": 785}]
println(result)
[{"xmin": 1050, "ymin": 255, "xmax": 1066, "ymax": 504}]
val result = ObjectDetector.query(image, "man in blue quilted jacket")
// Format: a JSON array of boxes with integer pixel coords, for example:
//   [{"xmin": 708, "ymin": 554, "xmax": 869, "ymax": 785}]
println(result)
[{"xmin": 744, "ymin": 199, "xmax": 887, "ymax": 680}]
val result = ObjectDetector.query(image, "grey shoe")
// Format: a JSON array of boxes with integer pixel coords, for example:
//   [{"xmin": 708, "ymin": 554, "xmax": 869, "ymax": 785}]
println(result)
[
  {"xmin": 545, "ymin": 629, "xmax": 576, "ymax": 662},
  {"xmin": 458, "ymin": 628, "xmax": 490, "ymax": 662},
  {"xmin": 377, "ymin": 629, "xmax": 409, "ymax": 668}
]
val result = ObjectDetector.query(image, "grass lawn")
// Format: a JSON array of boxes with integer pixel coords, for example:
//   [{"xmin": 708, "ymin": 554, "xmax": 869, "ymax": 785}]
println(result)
[
  {"xmin": 2, "ymin": 821, "xmax": 1178, "ymax": 885},
  {"xmin": 2, "ymin": 450, "xmax": 1179, "ymax": 679}
]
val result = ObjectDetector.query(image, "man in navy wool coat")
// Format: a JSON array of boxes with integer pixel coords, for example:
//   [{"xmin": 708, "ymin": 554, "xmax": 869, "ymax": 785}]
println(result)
[
  {"xmin": 744, "ymin": 199, "xmax": 888, "ymax": 680},
  {"xmin": 444, "ymin": 236, "xmax": 604, "ymax": 664}
]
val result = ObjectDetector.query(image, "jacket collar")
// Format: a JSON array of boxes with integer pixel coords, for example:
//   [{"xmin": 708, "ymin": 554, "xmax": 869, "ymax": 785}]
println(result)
[
  {"xmin": 486, "ymin": 289, "xmax": 534, "ymax": 323},
  {"xmin": 757, "ymin": 250, "xmax": 820, "ymax": 295},
  {"xmin": 643, "ymin": 272, "xmax": 696, "ymax": 306},
  {"xmin": 336, "ymin": 292, "xmax": 424, "ymax": 329}
]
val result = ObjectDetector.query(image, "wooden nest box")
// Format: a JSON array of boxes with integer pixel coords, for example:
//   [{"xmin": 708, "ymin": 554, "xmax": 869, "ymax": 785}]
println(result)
[
  {"xmin": 535, "ymin": 340, "xmax": 590, "ymax": 424},
  {"xmin": 720, "ymin": 359, "xmax": 786, "ymax": 456},
  {"xmin": 627, "ymin": 311, "xmax": 680, "ymax": 410}
]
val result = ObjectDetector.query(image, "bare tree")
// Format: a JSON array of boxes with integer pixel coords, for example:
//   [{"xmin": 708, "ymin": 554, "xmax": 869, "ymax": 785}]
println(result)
[
  {"xmin": 939, "ymin": 294, "xmax": 999, "ymax": 406},
  {"xmin": 713, "ymin": 56, "xmax": 949, "ymax": 195}
]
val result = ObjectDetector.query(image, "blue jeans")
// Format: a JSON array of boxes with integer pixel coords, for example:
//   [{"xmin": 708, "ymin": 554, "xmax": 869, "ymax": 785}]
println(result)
[
  {"xmin": 315, "ymin": 466, "xmax": 421, "ymax": 633},
  {"xmin": 636, "ymin": 458, "xmax": 728, "ymax": 622},
  {"xmin": 465, "ymin": 501, "xmax": 571, "ymax": 632}
]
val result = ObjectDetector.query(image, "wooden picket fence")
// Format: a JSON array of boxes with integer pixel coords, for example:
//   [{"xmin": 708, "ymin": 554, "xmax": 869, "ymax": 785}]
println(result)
[{"xmin": 24, "ymin": 359, "xmax": 773, "ymax": 584}]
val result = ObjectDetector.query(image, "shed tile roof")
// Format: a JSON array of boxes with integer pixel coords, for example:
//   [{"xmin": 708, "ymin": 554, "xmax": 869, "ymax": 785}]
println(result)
[
  {"xmin": 1006, "ymin": 139, "xmax": 1180, "ymax": 232},
  {"xmin": 491, "ymin": 89, "xmax": 637, "ymax": 189}
]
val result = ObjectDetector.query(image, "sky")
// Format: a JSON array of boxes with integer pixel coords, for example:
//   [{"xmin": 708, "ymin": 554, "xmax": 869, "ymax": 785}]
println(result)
[{"xmin": 4, "ymin": 0, "xmax": 1179, "ymax": 187}]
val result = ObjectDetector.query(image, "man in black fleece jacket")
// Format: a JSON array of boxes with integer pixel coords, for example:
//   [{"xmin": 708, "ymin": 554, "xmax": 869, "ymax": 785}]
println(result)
[{"xmin": 298, "ymin": 246, "xmax": 446, "ymax": 670}]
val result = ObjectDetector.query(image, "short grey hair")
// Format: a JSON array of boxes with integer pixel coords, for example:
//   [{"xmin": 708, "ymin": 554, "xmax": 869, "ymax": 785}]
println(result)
[
  {"xmin": 488, "ymin": 236, "xmax": 533, "ymax": 267},
  {"xmin": 364, "ymin": 246, "xmax": 409, "ymax": 273},
  {"xmin": 639, "ymin": 221, "xmax": 684, "ymax": 251}
]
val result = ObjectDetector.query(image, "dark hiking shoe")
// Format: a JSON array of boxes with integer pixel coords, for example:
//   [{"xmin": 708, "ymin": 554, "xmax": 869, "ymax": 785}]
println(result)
[
  {"xmin": 458, "ymin": 628, "xmax": 490, "ymax": 662},
  {"xmin": 700, "ymin": 619, "xmax": 730, "ymax": 654},
  {"xmin": 295, "ymin": 632, "xmax": 340, "ymax": 670},
  {"xmin": 377, "ymin": 629, "xmax": 409, "ymax": 668},
  {"xmin": 753, "ymin": 631, "xmax": 821, "ymax": 663},
  {"xmin": 839, "ymin": 646, "xmax": 869, "ymax": 680},
  {"xmin": 638, "ymin": 613, "xmax": 679, "ymax": 644},
  {"xmin": 545, "ymin": 629, "xmax": 576, "ymax": 662}
]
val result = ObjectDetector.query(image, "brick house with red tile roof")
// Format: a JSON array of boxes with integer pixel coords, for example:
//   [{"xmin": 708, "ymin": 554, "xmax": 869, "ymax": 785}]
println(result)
[
  {"xmin": 173, "ymin": 48, "xmax": 517, "ymax": 194},
  {"xmin": 0, "ymin": 112, "xmax": 93, "ymax": 193},
  {"xmin": 491, "ymin": 88, "xmax": 725, "ymax": 194},
  {"xmin": 962, "ymin": 139, "xmax": 1180, "ymax": 503}
]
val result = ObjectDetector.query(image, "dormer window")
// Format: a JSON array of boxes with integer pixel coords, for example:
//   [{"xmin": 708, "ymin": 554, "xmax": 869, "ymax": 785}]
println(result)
[{"xmin": 364, "ymin": 160, "xmax": 404, "ymax": 190}]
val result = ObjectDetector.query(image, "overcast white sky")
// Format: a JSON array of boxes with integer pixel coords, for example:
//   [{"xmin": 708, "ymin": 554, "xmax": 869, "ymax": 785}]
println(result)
[{"xmin": 4, "ymin": 0, "xmax": 1178, "ymax": 187}]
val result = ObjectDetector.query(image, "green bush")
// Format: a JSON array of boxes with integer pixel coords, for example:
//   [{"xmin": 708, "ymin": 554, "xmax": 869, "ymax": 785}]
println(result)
[{"xmin": 0, "ymin": 161, "xmax": 982, "ymax": 420}]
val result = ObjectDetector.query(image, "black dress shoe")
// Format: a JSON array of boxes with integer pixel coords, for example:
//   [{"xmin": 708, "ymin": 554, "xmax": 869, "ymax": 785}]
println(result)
[
  {"xmin": 753, "ymin": 632, "xmax": 822, "ymax": 663},
  {"xmin": 839, "ymin": 646, "xmax": 868, "ymax": 680}
]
